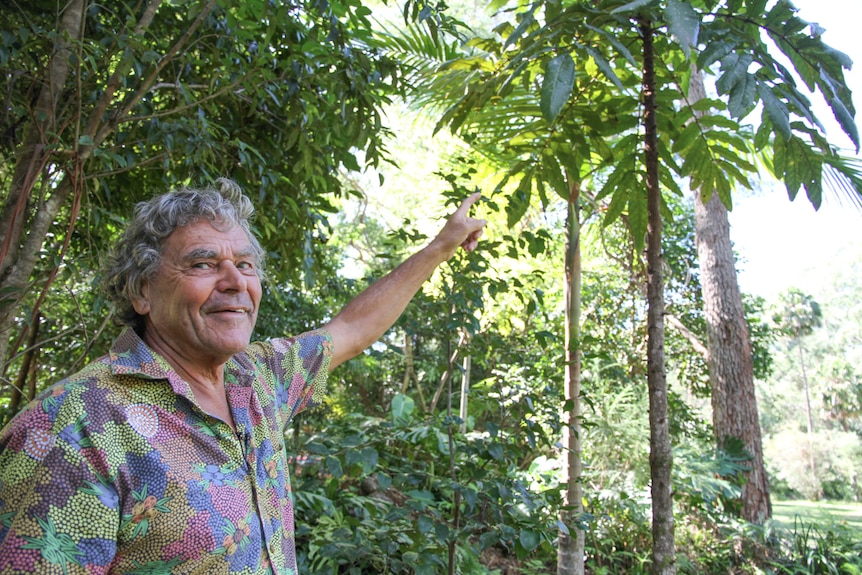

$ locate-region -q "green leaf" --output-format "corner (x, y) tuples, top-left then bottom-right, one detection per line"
(540, 53), (575, 123)
(391, 393), (415, 423)
(611, 0), (657, 14)
(556, 519), (570, 536)
(436, 431), (450, 455)
(504, 4), (537, 49)
(305, 441), (331, 455)
(417, 515), (434, 534)
(345, 448), (362, 469)
(727, 73), (757, 119)
(584, 46), (623, 91)
(715, 53), (753, 96)
(542, 154), (570, 201)
(670, 122), (699, 155)
(757, 82), (791, 141)
(602, 182), (630, 225)
(325, 455), (344, 478)
(665, 0), (700, 59)
(435, 522), (450, 542)
(780, 136), (824, 208)
(826, 93), (860, 152)
(506, 169), (533, 228)
(697, 40), (735, 71)
(360, 447), (379, 474)
(519, 528), (541, 551)
(821, 44), (854, 72)
(585, 23), (637, 67)
(628, 186), (648, 254)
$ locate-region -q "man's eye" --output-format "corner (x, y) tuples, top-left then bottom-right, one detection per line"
(192, 262), (212, 269)
(237, 261), (254, 270)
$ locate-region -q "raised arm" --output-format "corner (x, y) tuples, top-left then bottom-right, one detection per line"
(324, 193), (486, 370)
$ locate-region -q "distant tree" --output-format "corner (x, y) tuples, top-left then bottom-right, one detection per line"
(773, 289), (822, 437)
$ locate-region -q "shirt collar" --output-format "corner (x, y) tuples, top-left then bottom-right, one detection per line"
(104, 328), (253, 399)
(109, 328), (193, 401)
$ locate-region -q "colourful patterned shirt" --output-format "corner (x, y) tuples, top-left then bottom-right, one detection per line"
(0, 327), (331, 574)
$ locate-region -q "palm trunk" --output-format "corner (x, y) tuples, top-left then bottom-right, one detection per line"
(557, 182), (584, 575)
(641, 18), (676, 575)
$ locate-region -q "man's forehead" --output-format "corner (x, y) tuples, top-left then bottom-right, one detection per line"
(165, 221), (254, 257)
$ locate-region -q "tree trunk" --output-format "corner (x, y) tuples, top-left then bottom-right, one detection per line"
(641, 19), (676, 575)
(796, 340), (814, 436)
(0, 0), (86, 375)
(689, 72), (772, 525)
(795, 338), (818, 488)
(557, 183), (584, 575)
(459, 352), (471, 433)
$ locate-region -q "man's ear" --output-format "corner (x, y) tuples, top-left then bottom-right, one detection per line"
(131, 281), (151, 315)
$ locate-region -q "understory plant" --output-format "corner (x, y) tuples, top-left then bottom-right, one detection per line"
(292, 395), (561, 575)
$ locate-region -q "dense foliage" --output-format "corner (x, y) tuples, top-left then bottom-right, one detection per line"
(1, 0), (860, 573)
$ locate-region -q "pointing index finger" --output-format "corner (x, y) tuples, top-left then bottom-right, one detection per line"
(456, 191), (482, 215)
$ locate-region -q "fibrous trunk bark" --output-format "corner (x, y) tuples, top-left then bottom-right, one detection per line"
(689, 71), (772, 525)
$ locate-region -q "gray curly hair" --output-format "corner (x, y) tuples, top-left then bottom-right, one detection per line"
(101, 178), (266, 333)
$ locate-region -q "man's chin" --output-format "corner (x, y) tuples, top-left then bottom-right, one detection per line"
(205, 333), (253, 357)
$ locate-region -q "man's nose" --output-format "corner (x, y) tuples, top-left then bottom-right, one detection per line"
(217, 261), (247, 292)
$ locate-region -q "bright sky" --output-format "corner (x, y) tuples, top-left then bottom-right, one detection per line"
(728, 0), (862, 300)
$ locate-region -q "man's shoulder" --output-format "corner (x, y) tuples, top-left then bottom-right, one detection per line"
(228, 330), (333, 390)
(29, 358), (114, 404)
(240, 329), (333, 362)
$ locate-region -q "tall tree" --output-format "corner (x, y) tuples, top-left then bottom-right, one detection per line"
(640, 17), (676, 575)
(688, 71), (771, 522)
(558, 182), (585, 575)
(669, 0), (860, 523)
(773, 289), (822, 436)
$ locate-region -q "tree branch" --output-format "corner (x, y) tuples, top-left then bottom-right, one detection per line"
(665, 312), (709, 361)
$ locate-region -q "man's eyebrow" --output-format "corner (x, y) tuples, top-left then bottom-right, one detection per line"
(183, 247), (257, 260)
(183, 248), (218, 260)
(234, 247), (257, 258)
(183, 248), (218, 261)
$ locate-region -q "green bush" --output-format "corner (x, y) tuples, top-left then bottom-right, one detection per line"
(292, 397), (561, 574)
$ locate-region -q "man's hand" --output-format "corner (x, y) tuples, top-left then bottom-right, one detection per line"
(430, 192), (487, 258)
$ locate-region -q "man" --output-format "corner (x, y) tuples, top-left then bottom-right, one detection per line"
(0, 178), (485, 574)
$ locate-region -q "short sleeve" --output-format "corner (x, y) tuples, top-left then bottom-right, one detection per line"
(242, 329), (332, 424)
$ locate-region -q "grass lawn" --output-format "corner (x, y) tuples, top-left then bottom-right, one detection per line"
(772, 500), (862, 532)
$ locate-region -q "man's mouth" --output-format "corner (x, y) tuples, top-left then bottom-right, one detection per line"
(207, 306), (253, 315)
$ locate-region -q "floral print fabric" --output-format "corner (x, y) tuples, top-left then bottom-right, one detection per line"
(0, 327), (331, 574)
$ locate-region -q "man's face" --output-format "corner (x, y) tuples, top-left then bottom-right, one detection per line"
(133, 219), (262, 368)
